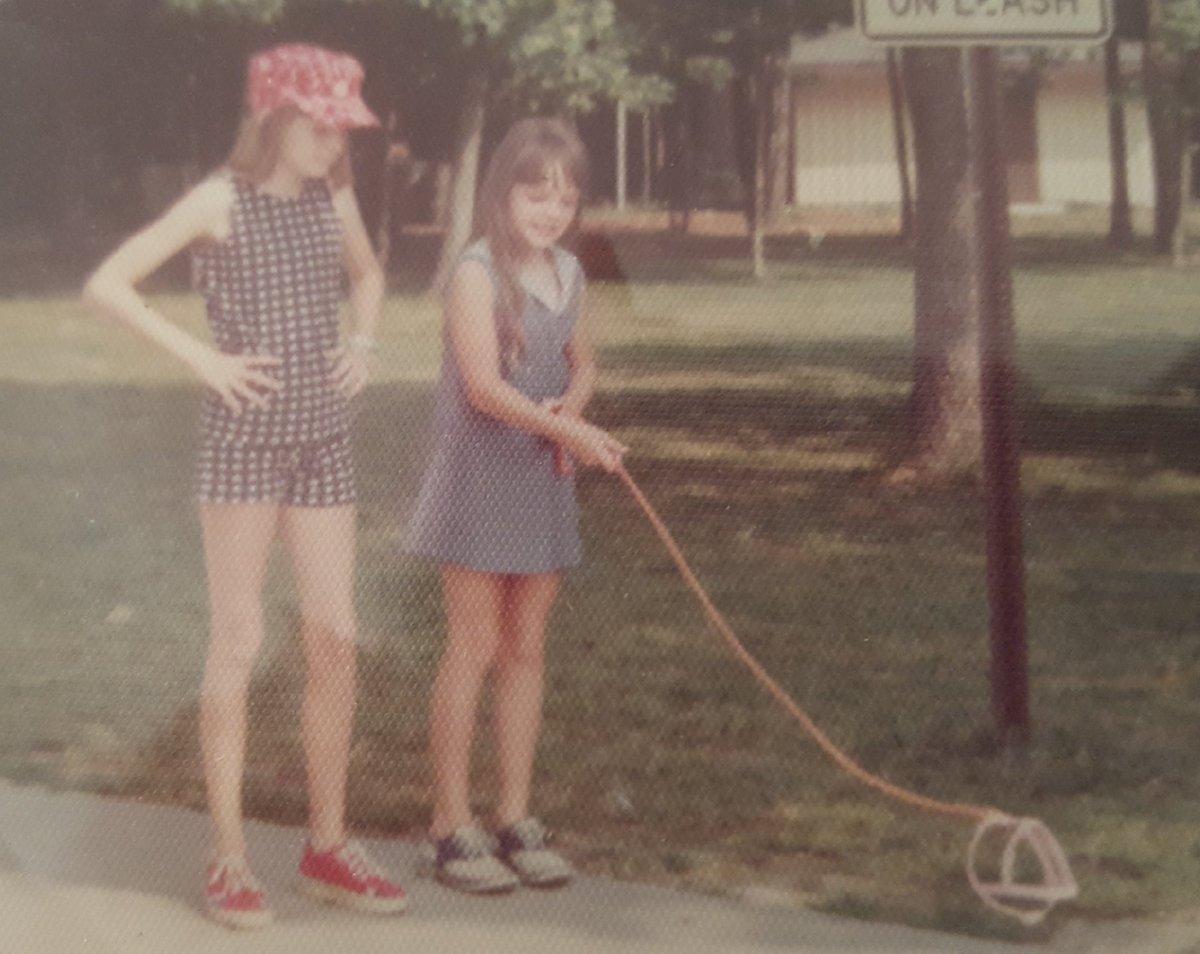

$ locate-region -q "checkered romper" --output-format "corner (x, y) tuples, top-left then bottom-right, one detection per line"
(192, 178), (355, 506)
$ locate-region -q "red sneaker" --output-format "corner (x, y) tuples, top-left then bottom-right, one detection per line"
(299, 840), (408, 914)
(205, 856), (273, 930)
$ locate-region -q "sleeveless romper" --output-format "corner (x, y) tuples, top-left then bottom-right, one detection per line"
(192, 178), (355, 507)
(406, 240), (584, 574)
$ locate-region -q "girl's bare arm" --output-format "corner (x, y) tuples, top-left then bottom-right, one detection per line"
(447, 261), (623, 470)
(83, 178), (281, 413)
(329, 185), (384, 397)
(84, 179), (231, 366)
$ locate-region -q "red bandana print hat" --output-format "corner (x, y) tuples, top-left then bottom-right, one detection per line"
(246, 44), (379, 130)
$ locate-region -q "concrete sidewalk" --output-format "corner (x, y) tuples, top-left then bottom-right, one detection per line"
(0, 780), (1195, 954)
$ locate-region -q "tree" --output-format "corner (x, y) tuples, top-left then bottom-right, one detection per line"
(2, 0), (190, 253)
(1105, 0), (1148, 248)
(887, 49), (915, 244)
(891, 47), (986, 482)
(398, 0), (668, 286)
(715, 2), (851, 276)
(1106, 34), (1135, 247)
(167, 0), (668, 285)
(614, 0), (851, 276)
(1143, 0), (1200, 255)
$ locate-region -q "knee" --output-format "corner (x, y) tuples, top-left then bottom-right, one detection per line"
(205, 612), (265, 682)
(303, 617), (358, 677)
(496, 630), (545, 671)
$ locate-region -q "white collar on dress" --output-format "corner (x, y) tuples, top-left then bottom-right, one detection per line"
(520, 246), (575, 313)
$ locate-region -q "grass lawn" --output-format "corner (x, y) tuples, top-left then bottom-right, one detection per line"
(1, 218), (1199, 939)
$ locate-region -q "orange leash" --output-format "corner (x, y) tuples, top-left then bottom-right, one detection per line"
(614, 462), (1078, 925)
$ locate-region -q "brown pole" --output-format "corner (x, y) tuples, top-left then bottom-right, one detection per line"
(963, 46), (1031, 747)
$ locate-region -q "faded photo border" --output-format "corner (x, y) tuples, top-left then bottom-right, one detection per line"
(2, 2), (1200, 951)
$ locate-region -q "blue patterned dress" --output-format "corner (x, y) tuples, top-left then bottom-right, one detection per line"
(406, 239), (584, 574)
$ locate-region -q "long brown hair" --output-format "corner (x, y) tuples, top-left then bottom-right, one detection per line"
(193, 107), (352, 286)
(224, 105), (353, 190)
(472, 117), (589, 369)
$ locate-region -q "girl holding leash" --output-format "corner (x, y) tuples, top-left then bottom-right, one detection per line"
(83, 44), (406, 928)
(407, 117), (626, 894)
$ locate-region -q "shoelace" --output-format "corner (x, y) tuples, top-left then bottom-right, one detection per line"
(335, 840), (385, 881)
(450, 826), (497, 859)
(210, 856), (262, 897)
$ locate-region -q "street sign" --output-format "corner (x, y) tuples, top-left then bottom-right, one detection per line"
(857, 0), (1112, 45)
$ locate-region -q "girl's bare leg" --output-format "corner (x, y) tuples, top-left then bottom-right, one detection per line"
(199, 503), (280, 859)
(492, 572), (560, 828)
(281, 504), (358, 851)
(429, 565), (505, 837)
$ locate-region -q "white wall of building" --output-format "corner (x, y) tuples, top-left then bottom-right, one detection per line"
(790, 62), (1154, 208)
(792, 70), (904, 206)
(1037, 68), (1154, 207)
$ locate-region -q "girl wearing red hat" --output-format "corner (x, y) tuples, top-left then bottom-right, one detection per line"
(83, 44), (405, 928)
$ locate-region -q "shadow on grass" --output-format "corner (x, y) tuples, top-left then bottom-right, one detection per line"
(2, 358), (1199, 933)
(0, 224), (1174, 298)
(0, 379), (438, 830)
(2, 364), (1195, 755)
(574, 231), (1168, 285)
(1152, 344), (1200, 399)
(595, 340), (1200, 474)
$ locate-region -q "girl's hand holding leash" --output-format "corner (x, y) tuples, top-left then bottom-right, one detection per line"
(329, 334), (375, 398)
(189, 345), (281, 415)
(555, 412), (625, 472)
(543, 399), (575, 476)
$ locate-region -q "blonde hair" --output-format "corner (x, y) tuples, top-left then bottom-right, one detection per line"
(224, 106), (353, 190)
(192, 106), (353, 283)
(472, 117), (588, 369)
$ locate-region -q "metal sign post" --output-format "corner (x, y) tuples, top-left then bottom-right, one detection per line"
(962, 45), (1030, 745)
(857, 0), (1112, 746)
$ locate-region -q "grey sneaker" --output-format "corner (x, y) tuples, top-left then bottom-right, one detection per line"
(426, 824), (519, 895)
(495, 817), (573, 888)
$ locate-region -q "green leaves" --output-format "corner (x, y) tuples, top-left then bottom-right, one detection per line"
(1159, 0), (1200, 50)
(166, 0), (289, 20)
(613, 0), (852, 89)
(167, 0), (669, 110)
(408, 0), (669, 110)
(504, 0), (670, 110)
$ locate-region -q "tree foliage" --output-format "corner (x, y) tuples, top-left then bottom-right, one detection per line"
(166, 0), (670, 112)
(168, 0), (289, 18)
(1156, 0), (1200, 50)
(615, 0), (850, 83)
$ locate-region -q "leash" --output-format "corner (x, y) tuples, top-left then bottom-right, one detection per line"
(613, 461), (1078, 926)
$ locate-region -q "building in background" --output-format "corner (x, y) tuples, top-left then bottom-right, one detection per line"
(788, 26), (1154, 210)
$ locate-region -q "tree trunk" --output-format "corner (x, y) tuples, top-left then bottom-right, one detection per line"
(432, 53), (488, 290)
(729, 57), (770, 278)
(1105, 36), (1134, 248)
(375, 112), (415, 271)
(641, 108), (653, 204)
(766, 52), (790, 220)
(664, 97), (693, 233)
(616, 100), (628, 210)
(654, 105), (667, 199)
(1144, 3), (1185, 254)
(1173, 142), (1194, 265)
(887, 48), (915, 244)
(750, 56), (770, 280)
(896, 46), (984, 482)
